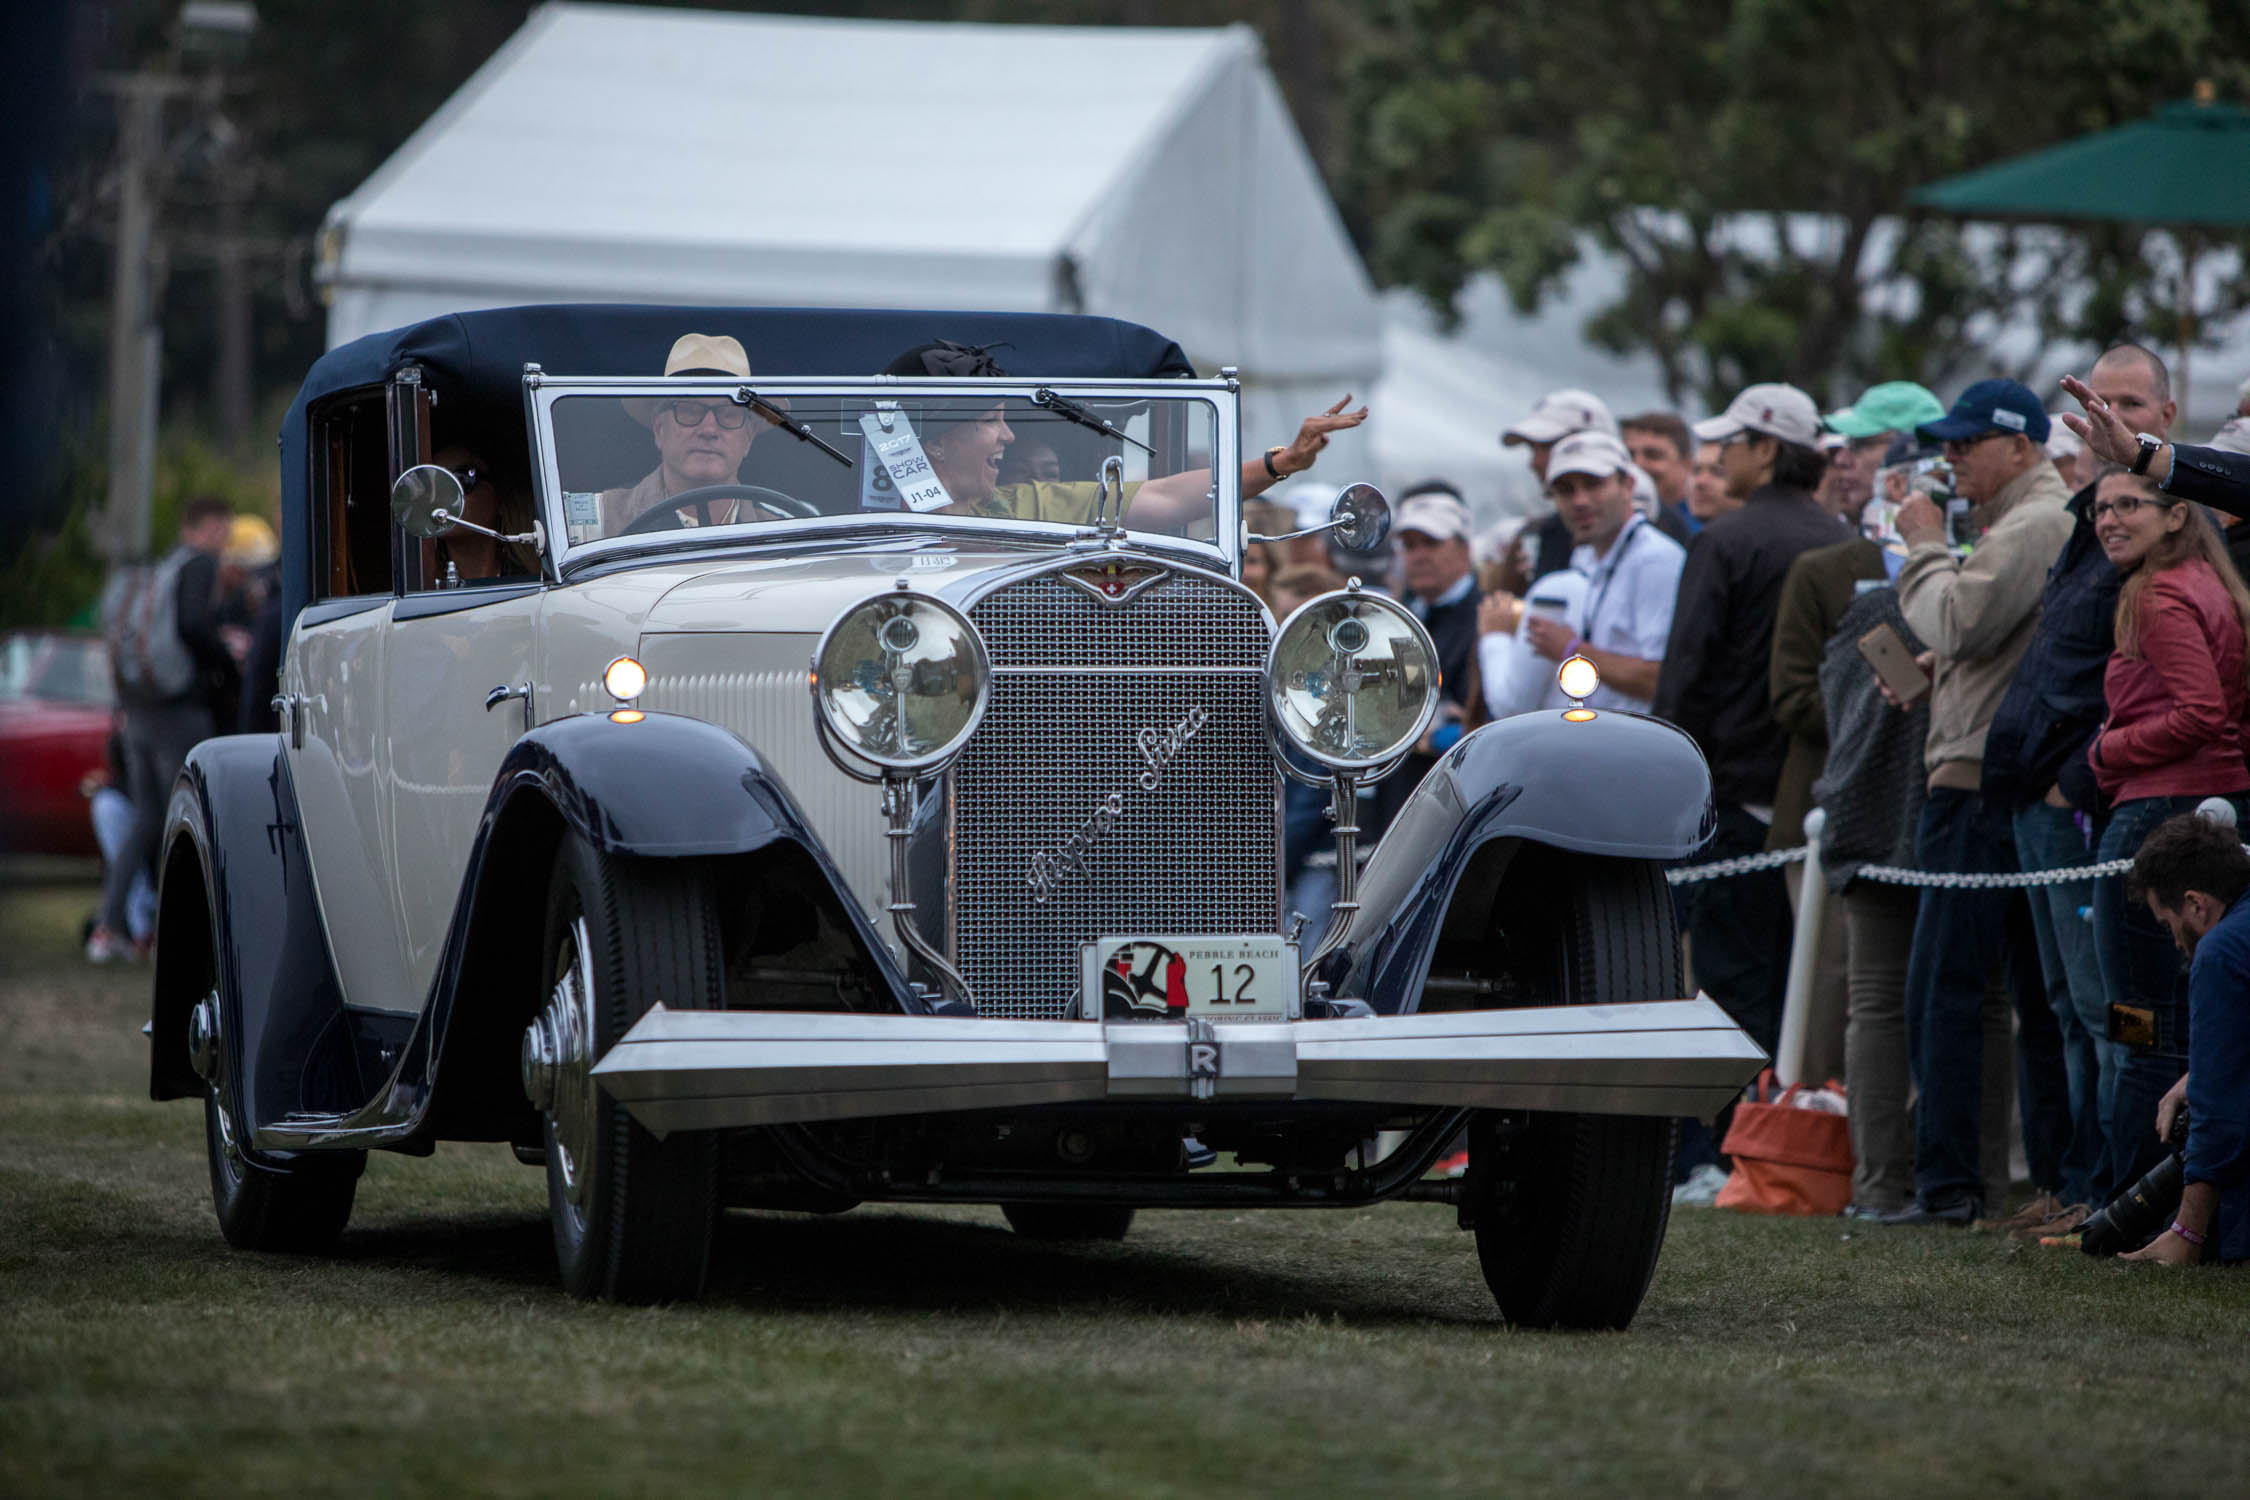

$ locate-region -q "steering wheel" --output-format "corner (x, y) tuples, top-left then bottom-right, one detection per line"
(617, 484), (819, 536)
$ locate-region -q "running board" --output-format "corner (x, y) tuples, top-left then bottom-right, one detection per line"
(590, 997), (1765, 1138)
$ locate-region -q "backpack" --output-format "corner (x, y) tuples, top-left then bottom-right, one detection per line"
(100, 546), (198, 702)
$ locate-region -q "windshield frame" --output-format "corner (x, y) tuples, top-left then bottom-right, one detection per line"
(524, 374), (1241, 578)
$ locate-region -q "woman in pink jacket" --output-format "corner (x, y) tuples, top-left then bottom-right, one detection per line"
(2085, 465), (2250, 1190)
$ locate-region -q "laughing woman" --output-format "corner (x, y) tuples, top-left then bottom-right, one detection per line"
(2080, 464), (2250, 1192)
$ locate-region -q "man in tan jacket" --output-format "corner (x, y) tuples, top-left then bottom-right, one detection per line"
(1880, 379), (2076, 1227)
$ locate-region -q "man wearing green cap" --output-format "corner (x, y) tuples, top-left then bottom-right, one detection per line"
(1824, 381), (1947, 530)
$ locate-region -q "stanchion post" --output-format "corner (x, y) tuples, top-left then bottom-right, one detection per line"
(1773, 808), (1828, 1089)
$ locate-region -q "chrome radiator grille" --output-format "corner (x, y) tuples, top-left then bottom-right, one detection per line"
(953, 570), (1279, 1019)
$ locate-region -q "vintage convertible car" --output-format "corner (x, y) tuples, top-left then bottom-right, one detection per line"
(149, 304), (1760, 1327)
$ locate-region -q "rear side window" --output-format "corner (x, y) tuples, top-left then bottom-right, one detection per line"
(309, 390), (393, 600)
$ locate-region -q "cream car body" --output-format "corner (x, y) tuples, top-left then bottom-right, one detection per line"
(151, 305), (1758, 1325)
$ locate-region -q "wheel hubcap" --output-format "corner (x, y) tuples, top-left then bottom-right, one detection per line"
(537, 917), (598, 1211)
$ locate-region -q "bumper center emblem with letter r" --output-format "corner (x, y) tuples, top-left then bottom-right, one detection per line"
(1027, 705), (1209, 904)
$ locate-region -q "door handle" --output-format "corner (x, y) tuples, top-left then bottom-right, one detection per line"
(485, 682), (533, 733)
(271, 691), (320, 750)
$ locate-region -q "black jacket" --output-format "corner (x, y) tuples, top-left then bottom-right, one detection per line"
(1650, 484), (1846, 807)
(2167, 442), (2250, 517)
(1980, 483), (2120, 806)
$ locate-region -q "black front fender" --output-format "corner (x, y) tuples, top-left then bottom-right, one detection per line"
(1322, 709), (1714, 1010)
(501, 708), (816, 856)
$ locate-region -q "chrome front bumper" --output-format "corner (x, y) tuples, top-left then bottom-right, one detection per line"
(590, 997), (1765, 1137)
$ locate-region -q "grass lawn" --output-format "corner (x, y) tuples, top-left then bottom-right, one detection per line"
(4, 871), (2246, 1498)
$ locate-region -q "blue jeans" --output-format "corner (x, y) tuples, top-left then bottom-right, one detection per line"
(2012, 800), (2113, 1205)
(1904, 788), (2019, 1211)
(2093, 796), (2236, 1188)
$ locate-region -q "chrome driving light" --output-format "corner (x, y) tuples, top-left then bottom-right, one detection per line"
(811, 587), (991, 772)
(1267, 584), (1440, 772)
(602, 655), (648, 702)
(1557, 653), (1600, 704)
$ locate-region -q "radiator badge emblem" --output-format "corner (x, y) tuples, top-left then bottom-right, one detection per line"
(1027, 705), (1208, 904)
(1059, 560), (1168, 606)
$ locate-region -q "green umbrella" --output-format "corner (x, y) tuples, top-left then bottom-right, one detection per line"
(1912, 85), (2250, 410)
(1914, 93), (2250, 227)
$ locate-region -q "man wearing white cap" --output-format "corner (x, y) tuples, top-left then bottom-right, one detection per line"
(1479, 431), (1683, 719)
(1652, 381), (1844, 1188)
(1505, 388), (1624, 583)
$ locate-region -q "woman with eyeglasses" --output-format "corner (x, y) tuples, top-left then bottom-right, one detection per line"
(2077, 462), (2250, 1190)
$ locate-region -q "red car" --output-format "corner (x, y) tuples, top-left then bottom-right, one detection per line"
(0, 631), (114, 857)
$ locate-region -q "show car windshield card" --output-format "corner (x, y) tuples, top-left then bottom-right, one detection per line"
(858, 406), (951, 513)
(1081, 935), (1298, 1022)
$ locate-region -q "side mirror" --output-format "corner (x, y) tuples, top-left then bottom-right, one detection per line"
(391, 464), (466, 540)
(1329, 483), (1390, 553)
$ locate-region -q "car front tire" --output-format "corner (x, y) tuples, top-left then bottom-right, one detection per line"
(1470, 855), (1680, 1330)
(535, 833), (722, 1303)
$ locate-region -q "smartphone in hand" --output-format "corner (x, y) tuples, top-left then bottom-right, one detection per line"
(1857, 622), (1929, 706)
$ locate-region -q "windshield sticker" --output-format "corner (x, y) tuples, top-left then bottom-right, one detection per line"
(858, 406), (951, 513)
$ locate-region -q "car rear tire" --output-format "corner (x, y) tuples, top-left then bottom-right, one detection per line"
(200, 987), (363, 1253)
(1001, 1203), (1137, 1241)
(537, 834), (722, 1303)
(1470, 854), (1680, 1330)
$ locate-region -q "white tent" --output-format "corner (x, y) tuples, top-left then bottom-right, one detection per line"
(319, 2), (1381, 474)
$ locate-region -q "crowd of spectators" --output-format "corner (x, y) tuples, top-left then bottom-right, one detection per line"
(1242, 355), (2250, 1258)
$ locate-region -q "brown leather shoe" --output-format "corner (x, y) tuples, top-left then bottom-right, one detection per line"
(2011, 1202), (2091, 1241)
(1977, 1191), (2064, 1234)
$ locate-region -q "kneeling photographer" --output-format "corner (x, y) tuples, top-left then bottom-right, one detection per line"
(2114, 813), (2250, 1265)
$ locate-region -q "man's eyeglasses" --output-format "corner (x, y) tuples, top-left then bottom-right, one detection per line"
(659, 400), (749, 430)
(1941, 431), (2011, 457)
(447, 463), (485, 491)
(2091, 493), (2176, 520)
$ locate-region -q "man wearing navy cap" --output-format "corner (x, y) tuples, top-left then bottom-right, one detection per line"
(1880, 378), (2076, 1227)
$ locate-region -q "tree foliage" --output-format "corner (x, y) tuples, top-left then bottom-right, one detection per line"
(1336, 0), (2250, 406)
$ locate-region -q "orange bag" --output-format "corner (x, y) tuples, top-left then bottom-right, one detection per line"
(1714, 1070), (1854, 1217)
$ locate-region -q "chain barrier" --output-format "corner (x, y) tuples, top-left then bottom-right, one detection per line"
(1663, 847), (1806, 884)
(1668, 846), (2175, 889)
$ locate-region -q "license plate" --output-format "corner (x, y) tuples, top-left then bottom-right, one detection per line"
(1080, 935), (1298, 1022)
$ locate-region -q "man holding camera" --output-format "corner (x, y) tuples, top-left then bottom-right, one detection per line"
(1880, 379), (2076, 1227)
(2118, 814), (2250, 1265)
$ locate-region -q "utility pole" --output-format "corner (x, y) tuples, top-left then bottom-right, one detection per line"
(98, 74), (188, 566)
(96, 3), (259, 564)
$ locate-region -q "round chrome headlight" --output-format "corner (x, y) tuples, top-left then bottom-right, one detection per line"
(1267, 588), (1440, 771)
(812, 590), (991, 771)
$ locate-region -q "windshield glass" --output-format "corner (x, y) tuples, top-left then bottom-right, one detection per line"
(546, 388), (1221, 550)
(0, 633), (112, 706)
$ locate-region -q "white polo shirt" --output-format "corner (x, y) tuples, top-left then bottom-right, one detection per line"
(1479, 513), (1685, 717)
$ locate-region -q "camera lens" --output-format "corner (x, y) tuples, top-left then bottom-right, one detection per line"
(2079, 1151), (2186, 1257)
(1328, 617), (1370, 656)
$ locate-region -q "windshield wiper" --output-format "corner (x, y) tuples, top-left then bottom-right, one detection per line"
(733, 387), (852, 467)
(1031, 388), (1155, 456)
